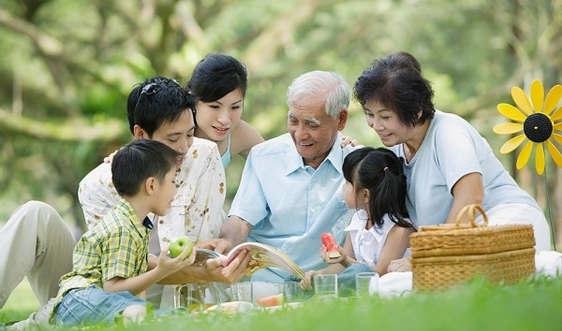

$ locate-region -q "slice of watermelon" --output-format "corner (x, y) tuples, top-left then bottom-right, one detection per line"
(255, 293), (284, 307)
(321, 233), (341, 258)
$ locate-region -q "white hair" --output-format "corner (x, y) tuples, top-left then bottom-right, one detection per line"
(286, 71), (350, 118)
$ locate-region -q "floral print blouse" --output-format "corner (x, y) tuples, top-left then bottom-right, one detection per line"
(78, 137), (226, 247)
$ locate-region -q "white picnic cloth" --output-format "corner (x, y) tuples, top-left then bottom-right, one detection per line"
(535, 250), (562, 276)
(371, 272), (412, 298)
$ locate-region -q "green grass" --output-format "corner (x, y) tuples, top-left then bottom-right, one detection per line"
(1, 280), (40, 324)
(2, 276), (562, 331)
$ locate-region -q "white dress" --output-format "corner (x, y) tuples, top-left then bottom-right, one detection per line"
(344, 209), (410, 267)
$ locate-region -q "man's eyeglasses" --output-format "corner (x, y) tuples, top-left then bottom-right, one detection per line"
(140, 78), (181, 96)
(133, 78), (181, 115)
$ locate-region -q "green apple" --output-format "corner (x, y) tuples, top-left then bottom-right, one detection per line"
(169, 236), (193, 259)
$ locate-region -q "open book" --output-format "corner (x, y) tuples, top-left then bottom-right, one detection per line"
(195, 242), (306, 280)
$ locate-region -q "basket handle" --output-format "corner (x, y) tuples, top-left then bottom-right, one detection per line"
(454, 204), (488, 227)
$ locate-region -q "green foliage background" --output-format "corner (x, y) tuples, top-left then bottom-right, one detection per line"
(0, 0), (561, 240)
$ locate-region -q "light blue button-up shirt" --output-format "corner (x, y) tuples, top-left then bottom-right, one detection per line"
(228, 133), (356, 282)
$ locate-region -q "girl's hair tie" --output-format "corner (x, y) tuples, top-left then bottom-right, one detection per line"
(383, 166), (389, 172)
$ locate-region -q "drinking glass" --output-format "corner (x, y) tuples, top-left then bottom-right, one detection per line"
(313, 274), (338, 299)
(355, 272), (379, 297)
(173, 284), (206, 311)
(283, 280), (308, 303)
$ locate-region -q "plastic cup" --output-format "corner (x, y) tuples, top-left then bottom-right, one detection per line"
(229, 282), (282, 304)
(173, 284), (207, 311)
(283, 280), (308, 303)
(229, 282), (253, 303)
(355, 272), (379, 297)
(314, 274), (338, 299)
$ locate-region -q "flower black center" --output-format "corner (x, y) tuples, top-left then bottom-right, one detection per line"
(523, 113), (553, 143)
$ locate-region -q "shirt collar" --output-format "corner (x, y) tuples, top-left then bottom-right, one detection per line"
(369, 214), (393, 242)
(114, 197), (151, 232)
(347, 211), (392, 242)
(345, 209), (369, 231)
(285, 134), (345, 176)
(142, 217), (154, 229)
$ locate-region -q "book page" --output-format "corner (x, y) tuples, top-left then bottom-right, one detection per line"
(193, 248), (223, 267)
(225, 242), (306, 280)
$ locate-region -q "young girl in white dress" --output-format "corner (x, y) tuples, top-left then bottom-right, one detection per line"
(302, 147), (415, 289)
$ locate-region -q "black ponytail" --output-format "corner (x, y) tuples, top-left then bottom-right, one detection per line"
(343, 147), (411, 228)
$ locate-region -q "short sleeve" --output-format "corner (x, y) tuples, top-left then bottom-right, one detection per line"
(78, 163), (120, 230)
(101, 228), (145, 281)
(433, 120), (482, 192)
(227, 148), (268, 226)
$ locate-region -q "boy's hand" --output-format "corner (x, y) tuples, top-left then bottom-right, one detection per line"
(157, 244), (197, 276)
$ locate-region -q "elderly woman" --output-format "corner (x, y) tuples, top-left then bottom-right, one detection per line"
(353, 52), (551, 271)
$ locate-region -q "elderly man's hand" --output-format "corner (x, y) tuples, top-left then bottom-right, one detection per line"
(205, 249), (251, 284)
(197, 238), (232, 255)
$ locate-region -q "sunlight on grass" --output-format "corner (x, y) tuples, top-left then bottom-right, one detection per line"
(3, 279), (40, 311)
(2, 277), (561, 330)
(1, 279), (40, 323)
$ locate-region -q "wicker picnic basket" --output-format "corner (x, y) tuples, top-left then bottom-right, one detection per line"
(410, 204), (536, 291)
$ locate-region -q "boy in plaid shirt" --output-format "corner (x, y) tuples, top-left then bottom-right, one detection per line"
(52, 139), (196, 326)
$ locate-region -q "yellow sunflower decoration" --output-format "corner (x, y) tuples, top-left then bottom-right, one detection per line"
(493, 79), (562, 175)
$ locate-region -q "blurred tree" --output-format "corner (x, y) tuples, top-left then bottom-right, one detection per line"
(0, 0), (560, 244)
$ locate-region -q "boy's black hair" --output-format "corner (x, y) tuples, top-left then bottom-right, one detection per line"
(112, 139), (182, 197)
(342, 147), (411, 228)
(126, 76), (197, 136)
(186, 53), (248, 102)
(354, 52), (435, 127)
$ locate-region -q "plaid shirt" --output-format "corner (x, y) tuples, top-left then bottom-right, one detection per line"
(52, 198), (150, 319)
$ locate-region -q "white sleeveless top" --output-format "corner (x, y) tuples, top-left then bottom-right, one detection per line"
(344, 209), (410, 266)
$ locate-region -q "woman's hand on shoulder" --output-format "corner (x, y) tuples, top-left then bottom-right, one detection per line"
(103, 149), (120, 164)
(340, 134), (359, 148)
